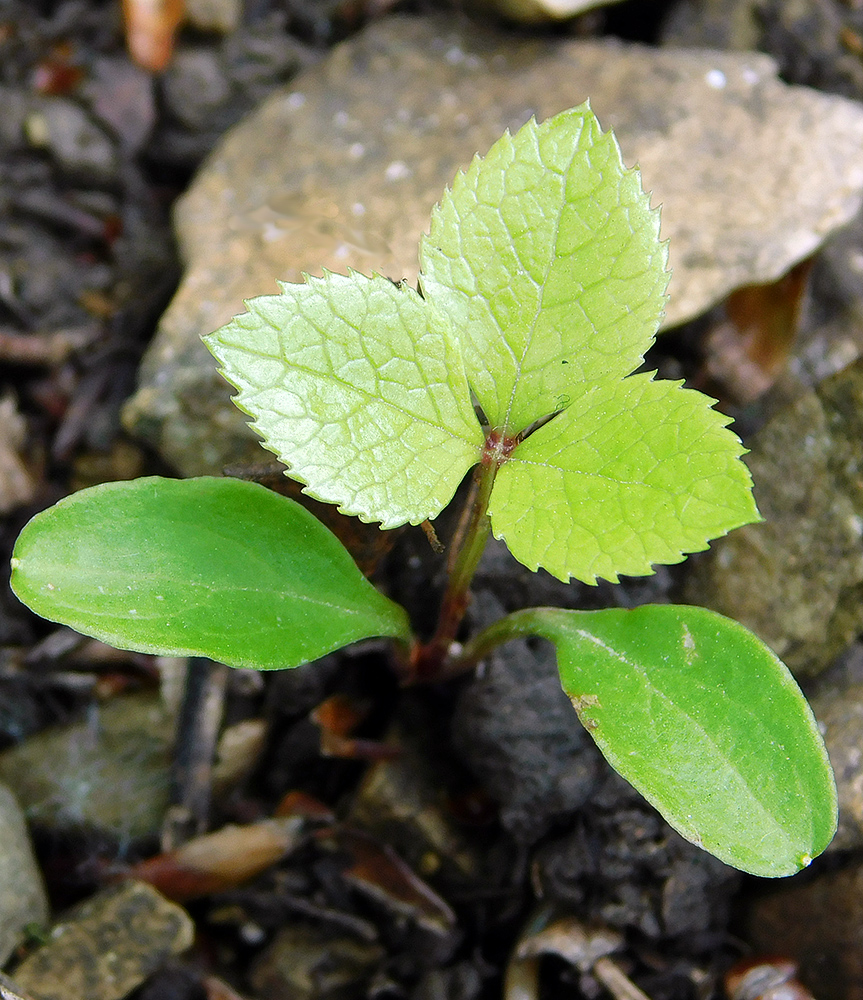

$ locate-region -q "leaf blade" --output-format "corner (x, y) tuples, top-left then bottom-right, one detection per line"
(488, 374), (760, 583)
(530, 605), (837, 876)
(204, 272), (483, 528)
(420, 104), (668, 433)
(10, 477), (412, 670)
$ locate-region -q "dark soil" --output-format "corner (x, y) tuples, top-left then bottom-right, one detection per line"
(0, 3), (854, 1000)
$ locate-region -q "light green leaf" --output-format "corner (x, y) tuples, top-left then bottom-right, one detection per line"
(10, 477), (411, 670)
(488, 373), (760, 584)
(527, 604), (837, 877)
(420, 103), (668, 434)
(204, 272), (483, 528)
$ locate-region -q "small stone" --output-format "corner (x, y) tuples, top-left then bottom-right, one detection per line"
(0, 693), (175, 841)
(10, 881), (194, 1000)
(470, 0), (624, 24)
(0, 395), (37, 516)
(25, 98), (118, 182)
(249, 922), (384, 1000)
(162, 48), (233, 131)
(123, 15), (863, 479)
(184, 0), (243, 33)
(82, 57), (156, 154)
(685, 358), (863, 676)
(347, 722), (479, 885)
(452, 594), (602, 842)
(0, 784), (49, 965)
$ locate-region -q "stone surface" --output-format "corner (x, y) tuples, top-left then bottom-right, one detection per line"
(10, 881), (193, 1000)
(685, 358), (863, 676)
(185, 0), (243, 33)
(347, 719), (480, 886)
(452, 593), (603, 842)
(808, 644), (863, 851)
(0, 395), (37, 516)
(0, 784), (49, 966)
(472, 0), (624, 24)
(123, 15), (863, 477)
(249, 922), (384, 1000)
(813, 682), (863, 851)
(0, 693), (175, 842)
(745, 859), (863, 1000)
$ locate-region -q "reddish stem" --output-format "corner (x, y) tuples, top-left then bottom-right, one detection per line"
(402, 429), (518, 684)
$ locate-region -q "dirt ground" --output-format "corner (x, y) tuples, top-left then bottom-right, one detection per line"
(0, 2), (859, 999)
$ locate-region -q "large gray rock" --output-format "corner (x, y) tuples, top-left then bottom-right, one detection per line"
(0, 784), (49, 966)
(685, 358), (863, 677)
(123, 15), (863, 477)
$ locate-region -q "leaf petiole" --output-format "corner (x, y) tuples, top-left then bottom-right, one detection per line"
(405, 430), (518, 683)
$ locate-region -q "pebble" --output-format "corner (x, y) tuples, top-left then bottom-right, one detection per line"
(0, 784), (49, 966)
(249, 922), (384, 1000)
(184, 0), (243, 33)
(122, 15), (863, 478)
(0, 693), (175, 842)
(470, 0), (624, 24)
(24, 97), (118, 183)
(9, 881), (194, 1000)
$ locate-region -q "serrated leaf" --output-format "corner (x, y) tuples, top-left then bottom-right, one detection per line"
(420, 103), (668, 434)
(204, 272), (483, 528)
(10, 477), (411, 670)
(527, 604), (837, 876)
(488, 373), (759, 584)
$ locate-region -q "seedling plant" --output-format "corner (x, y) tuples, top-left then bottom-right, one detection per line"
(10, 105), (836, 878)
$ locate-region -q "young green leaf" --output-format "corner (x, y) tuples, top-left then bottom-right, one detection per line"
(488, 374), (760, 583)
(522, 604), (837, 877)
(204, 272), (483, 528)
(420, 103), (668, 434)
(206, 104), (757, 586)
(10, 476), (411, 670)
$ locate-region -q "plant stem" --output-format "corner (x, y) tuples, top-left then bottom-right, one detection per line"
(405, 431), (515, 683)
(454, 606), (554, 672)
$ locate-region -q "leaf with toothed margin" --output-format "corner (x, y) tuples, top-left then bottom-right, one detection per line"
(204, 272), (483, 528)
(488, 374), (761, 584)
(525, 604), (837, 877)
(420, 102), (669, 435)
(204, 104), (758, 587)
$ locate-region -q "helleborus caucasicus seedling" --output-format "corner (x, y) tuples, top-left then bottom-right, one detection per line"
(10, 104), (836, 878)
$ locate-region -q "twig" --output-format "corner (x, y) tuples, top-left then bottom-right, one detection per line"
(165, 657), (229, 848)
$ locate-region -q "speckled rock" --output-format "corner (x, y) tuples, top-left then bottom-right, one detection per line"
(685, 358), (863, 676)
(10, 881), (193, 1000)
(0, 693), (175, 842)
(0, 784), (49, 965)
(122, 15), (863, 477)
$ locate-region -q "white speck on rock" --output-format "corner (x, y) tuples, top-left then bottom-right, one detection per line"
(349, 142), (365, 159)
(286, 92), (305, 109)
(385, 160), (411, 181)
(705, 69), (726, 89)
